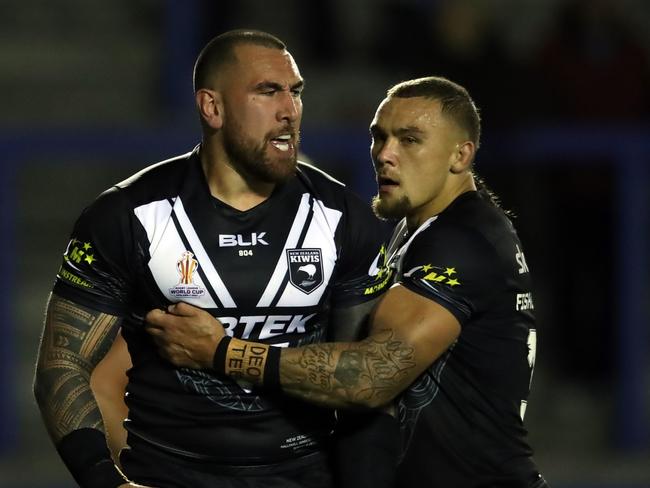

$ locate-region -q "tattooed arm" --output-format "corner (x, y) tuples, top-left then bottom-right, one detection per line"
(277, 284), (460, 408)
(34, 293), (144, 488)
(278, 330), (413, 408)
(146, 284), (461, 409)
(34, 293), (121, 441)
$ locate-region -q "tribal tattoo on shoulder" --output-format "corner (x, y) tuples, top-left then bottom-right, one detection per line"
(281, 330), (416, 407)
(35, 295), (121, 441)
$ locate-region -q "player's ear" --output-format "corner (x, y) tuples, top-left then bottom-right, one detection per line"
(195, 89), (224, 130)
(450, 141), (475, 174)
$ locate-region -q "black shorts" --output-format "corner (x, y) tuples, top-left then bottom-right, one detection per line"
(120, 436), (334, 488)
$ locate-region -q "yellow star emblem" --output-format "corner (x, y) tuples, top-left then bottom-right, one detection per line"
(446, 278), (460, 286)
(421, 264), (433, 272)
(445, 267), (456, 276)
(83, 242), (92, 250)
(84, 254), (96, 265)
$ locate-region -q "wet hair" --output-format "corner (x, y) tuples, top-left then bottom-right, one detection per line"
(193, 29), (286, 91)
(387, 76), (481, 150)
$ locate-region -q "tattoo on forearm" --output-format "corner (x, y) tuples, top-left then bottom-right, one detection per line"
(292, 343), (337, 391)
(35, 296), (121, 441)
(334, 350), (364, 386)
(282, 330), (416, 407)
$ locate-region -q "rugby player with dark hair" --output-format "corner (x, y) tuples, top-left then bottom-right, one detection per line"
(34, 29), (393, 488)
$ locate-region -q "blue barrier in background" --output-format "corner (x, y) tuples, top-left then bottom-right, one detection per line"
(504, 126), (650, 450)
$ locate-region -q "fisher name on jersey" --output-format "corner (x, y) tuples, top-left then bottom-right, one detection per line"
(53, 146), (390, 464)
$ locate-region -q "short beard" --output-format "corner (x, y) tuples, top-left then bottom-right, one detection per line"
(371, 194), (411, 220)
(222, 121), (298, 184)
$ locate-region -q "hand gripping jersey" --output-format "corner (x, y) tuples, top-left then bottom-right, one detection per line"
(386, 192), (541, 487)
(53, 146), (390, 465)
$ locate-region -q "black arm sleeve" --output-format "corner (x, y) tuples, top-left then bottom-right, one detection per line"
(56, 428), (126, 488)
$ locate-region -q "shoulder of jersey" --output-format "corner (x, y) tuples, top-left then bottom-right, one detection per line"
(297, 160), (346, 189)
(433, 193), (516, 247)
(117, 150), (193, 190)
(438, 192), (493, 223)
(99, 150), (195, 206)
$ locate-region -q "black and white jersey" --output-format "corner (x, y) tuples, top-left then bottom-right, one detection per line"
(53, 146), (390, 465)
(387, 191), (540, 487)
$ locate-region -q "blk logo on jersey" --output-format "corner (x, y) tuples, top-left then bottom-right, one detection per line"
(169, 251), (206, 298)
(286, 248), (323, 294)
(218, 232), (269, 247)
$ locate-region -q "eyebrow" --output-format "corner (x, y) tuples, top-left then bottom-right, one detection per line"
(395, 126), (425, 136)
(369, 125), (424, 136)
(254, 80), (305, 92)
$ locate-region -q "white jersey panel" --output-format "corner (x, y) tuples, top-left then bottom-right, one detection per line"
(275, 199), (342, 306)
(134, 199), (221, 309)
(256, 193), (312, 307)
(173, 198), (236, 308)
(134, 198), (174, 256)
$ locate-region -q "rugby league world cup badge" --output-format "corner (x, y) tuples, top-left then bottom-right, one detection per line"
(169, 251), (206, 298)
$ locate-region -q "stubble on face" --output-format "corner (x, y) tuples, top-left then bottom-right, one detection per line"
(222, 116), (299, 184)
(371, 193), (412, 221)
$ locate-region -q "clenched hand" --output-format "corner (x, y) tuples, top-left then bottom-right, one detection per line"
(145, 302), (226, 369)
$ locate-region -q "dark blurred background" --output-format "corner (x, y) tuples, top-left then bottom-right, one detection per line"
(0, 0), (648, 486)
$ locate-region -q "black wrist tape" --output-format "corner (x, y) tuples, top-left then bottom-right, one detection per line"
(263, 345), (281, 389)
(212, 335), (232, 375)
(56, 428), (125, 488)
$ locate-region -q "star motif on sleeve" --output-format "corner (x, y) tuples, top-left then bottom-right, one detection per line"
(84, 254), (96, 265)
(421, 264), (433, 272)
(83, 242), (92, 251)
(445, 267), (456, 276)
(446, 278), (460, 286)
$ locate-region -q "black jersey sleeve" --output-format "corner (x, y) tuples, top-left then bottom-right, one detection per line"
(399, 224), (501, 325)
(52, 187), (137, 316)
(328, 190), (392, 307)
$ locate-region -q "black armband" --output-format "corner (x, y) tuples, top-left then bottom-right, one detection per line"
(56, 428), (126, 488)
(263, 344), (281, 389)
(212, 335), (232, 375)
